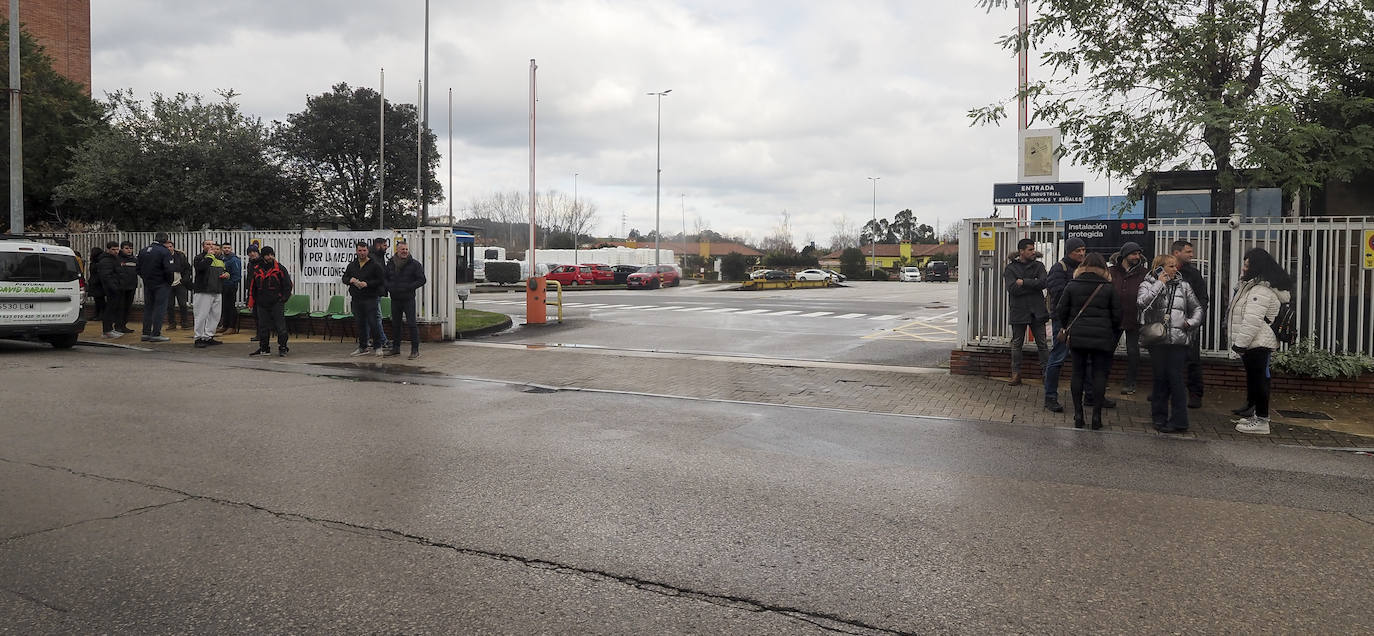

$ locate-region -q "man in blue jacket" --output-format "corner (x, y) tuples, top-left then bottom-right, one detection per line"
(384, 240), (428, 359)
(218, 242), (244, 334)
(135, 232), (176, 342)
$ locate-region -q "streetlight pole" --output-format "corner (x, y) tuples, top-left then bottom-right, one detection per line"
(647, 89), (671, 267)
(867, 176), (880, 272)
(573, 172), (579, 264)
(9, 0), (23, 235)
(680, 193), (686, 270)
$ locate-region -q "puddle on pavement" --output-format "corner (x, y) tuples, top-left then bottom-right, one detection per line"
(314, 361), (445, 376)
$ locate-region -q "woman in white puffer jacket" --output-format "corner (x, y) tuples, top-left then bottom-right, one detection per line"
(1137, 254), (1204, 433)
(1227, 248), (1293, 435)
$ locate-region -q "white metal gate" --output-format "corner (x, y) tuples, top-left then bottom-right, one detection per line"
(959, 216), (1374, 356)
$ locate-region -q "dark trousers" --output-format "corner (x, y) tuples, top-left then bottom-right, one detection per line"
(102, 292), (123, 333)
(167, 286), (189, 328)
(1070, 349), (1111, 421)
(1148, 345), (1190, 430)
(141, 285), (170, 336)
(221, 287), (239, 330)
(91, 294), (105, 321)
(1045, 319), (1095, 401)
(352, 296), (383, 349)
(118, 290), (135, 331)
(1009, 320), (1049, 375)
(1186, 336), (1205, 398)
(390, 296), (419, 353)
(255, 302), (288, 350)
(1240, 348), (1273, 418)
(1120, 329), (1141, 388)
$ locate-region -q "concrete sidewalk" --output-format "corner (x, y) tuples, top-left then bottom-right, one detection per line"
(82, 319), (1374, 448)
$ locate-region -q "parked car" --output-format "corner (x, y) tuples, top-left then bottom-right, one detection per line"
(795, 269), (832, 282)
(626, 264), (681, 289)
(751, 269), (790, 281)
(925, 260), (950, 282)
(612, 264), (641, 284)
(899, 266), (923, 282)
(823, 269), (846, 282)
(0, 236), (85, 348)
(580, 263), (615, 284)
(546, 264), (594, 286)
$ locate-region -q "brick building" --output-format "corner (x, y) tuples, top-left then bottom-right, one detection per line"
(2, 0), (90, 94)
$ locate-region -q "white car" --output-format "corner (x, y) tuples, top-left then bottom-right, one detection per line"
(0, 237), (86, 348)
(899, 266), (923, 282)
(795, 269), (832, 282)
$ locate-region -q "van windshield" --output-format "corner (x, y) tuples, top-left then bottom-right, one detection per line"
(0, 253), (81, 282)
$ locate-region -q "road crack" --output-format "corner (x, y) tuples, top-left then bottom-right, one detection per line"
(0, 456), (908, 635)
(0, 497), (192, 544)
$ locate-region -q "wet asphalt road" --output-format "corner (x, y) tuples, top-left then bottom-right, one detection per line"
(468, 281), (959, 368)
(2, 343), (1372, 633)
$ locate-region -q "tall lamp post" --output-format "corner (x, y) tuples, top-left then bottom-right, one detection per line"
(867, 176), (880, 272)
(647, 89), (671, 267)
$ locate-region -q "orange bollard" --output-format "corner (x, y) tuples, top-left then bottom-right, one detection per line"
(525, 276), (547, 325)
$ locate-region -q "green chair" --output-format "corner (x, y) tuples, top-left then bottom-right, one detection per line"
(380, 296), (392, 320)
(282, 294), (312, 336)
(310, 295), (347, 341)
(329, 298), (355, 342)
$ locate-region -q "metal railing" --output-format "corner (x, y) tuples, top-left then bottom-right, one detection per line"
(958, 216), (1374, 356)
(67, 228), (458, 339)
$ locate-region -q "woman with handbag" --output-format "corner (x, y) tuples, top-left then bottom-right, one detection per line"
(1054, 252), (1121, 430)
(1136, 254), (1204, 433)
(1227, 248), (1293, 435)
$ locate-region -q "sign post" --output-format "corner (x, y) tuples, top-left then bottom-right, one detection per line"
(1364, 230), (1374, 270)
(993, 182), (1085, 206)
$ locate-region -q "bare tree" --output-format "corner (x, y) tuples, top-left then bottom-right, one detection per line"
(759, 210), (796, 253)
(829, 214), (860, 251)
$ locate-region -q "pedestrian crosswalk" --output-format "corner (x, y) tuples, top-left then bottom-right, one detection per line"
(469, 297), (960, 323)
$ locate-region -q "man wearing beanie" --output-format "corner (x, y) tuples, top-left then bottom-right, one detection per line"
(1110, 242), (1148, 394)
(1043, 237), (1112, 412)
(248, 246), (293, 357)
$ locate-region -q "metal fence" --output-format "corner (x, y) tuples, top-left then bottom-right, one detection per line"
(958, 216), (1374, 356)
(68, 229), (458, 339)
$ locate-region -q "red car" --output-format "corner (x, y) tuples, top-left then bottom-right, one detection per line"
(546, 264), (594, 286)
(626, 265), (680, 289)
(580, 263), (615, 284)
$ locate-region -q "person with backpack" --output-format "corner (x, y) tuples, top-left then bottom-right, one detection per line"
(247, 246), (294, 357)
(1136, 254), (1204, 433)
(1054, 252), (1121, 430)
(1227, 247), (1293, 435)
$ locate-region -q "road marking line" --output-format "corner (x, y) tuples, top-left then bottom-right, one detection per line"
(703, 308), (740, 313)
(674, 307), (710, 312)
(765, 310), (802, 316)
(578, 304), (608, 308)
(929, 310), (957, 320)
(798, 311), (833, 318)
(870, 314), (901, 320)
(945, 318), (958, 324)
(619, 305), (656, 310)
(736, 309), (772, 315)
(641, 306), (683, 311)
(834, 313), (866, 319)
(561, 302), (588, 307)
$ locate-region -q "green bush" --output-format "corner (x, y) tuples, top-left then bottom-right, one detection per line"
(864, 268), (890, 281)
(1271, 337), (1374, 379)
(839, 248), (866, 279)
(720, 252), (750, 281)
(485, 261), (521, 285)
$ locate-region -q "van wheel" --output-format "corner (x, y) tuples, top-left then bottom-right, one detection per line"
(45, 333), (79, 349)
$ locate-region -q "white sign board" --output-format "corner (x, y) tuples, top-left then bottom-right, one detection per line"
(1018, 127), (1061, 183)
(300, 230), (385, 283)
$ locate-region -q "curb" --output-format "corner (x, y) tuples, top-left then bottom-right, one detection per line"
(455, 315), (513, 340)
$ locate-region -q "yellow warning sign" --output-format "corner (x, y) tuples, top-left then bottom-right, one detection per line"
(977, 227), (996, 252)
(1365, 230), (1374, 270)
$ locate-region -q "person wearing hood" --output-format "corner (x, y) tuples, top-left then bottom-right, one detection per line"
(1043, 237), (1114, 412)
(1227, 247), (1293, 435)
(1109, 241), (1149, 394)
(1002, 238), (1050, 386)
(1136, 254), (1204, 433)
(1054, 252), (1121, 430)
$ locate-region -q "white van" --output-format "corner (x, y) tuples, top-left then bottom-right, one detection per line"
(0, 237), (86, 348)
(899, 266), (923, 282)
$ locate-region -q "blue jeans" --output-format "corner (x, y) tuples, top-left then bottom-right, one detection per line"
(1044, 319), (1069, 400)
(353, 296), (384, 350)
(373, 299), (389, 349)
(1149, 345), (1190, 430)
(142, 285), (170, 336)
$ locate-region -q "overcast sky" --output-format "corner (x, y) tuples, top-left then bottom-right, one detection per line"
(91, 0), (1109, 246)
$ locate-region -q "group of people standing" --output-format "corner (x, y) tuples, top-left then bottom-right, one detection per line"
(85, 234), (427, 361)
(342, 236), (427, 360)
(1005, 236), (1292, 435)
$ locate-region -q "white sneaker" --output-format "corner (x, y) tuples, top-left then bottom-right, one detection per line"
(1235, 416), (1271, 435)
(350, 347), (370, 357)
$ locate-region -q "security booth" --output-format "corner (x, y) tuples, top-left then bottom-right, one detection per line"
(451, 226), (478, 283)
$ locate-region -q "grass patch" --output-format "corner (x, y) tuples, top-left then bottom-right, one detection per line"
(454, 308), (510, 332)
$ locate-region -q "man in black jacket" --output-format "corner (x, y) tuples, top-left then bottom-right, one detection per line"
(343, 241), (388, 356)
(1170, 240), (1209, 407)
(1003, 238), (1049, 386)
(248, 246), (293, 357)
(384, 241), (428, 359)
(93, 242), (123, 337)
(165, 240), (193, 330)
(190, 238), (228, 348)
(136, 232), (176, 342)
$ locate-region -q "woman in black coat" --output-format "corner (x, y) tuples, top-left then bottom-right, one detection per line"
(1054, 252), (1121, 429)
